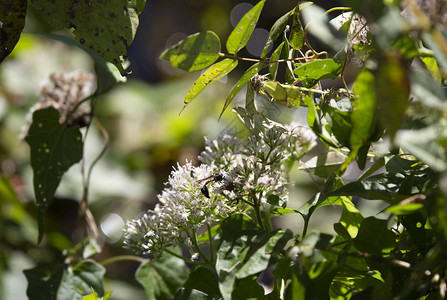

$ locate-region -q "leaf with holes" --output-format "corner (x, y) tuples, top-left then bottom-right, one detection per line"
(30, 0), (146, 75)
(184, 59), (238, 105)
(220, 62), (265, 118)
(0, 0), (27, 63)
(25, 108), (83, 242)
(161, 31), (221, 72)
(226, 0), (265, 54)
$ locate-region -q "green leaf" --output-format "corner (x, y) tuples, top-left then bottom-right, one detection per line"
(268, 42), (284, 80)
(261, 9), (292, 58)
(82, 291), (111, 300)
(25, 108), (83, 242)
(353, 217), (396, 256)
(232, 277), (265, 300)
(220, 62), (265, 118)
(410, 66), (447, 110)
(236, 229), (293, 278)
(24, 260), (106, 300)
(0, 0), (27, 63)
(375, 52), (410, 141)
(184, 59), (238, 106)
(385, 203), (424, 215)
(182, 266), (220, 297)
(351, 69), (376, 153)
(174, 289), (216, 300)
(394, 126), (447, 172)
(329, 181), (403, 203)
(294, 59), (343, 83)
(339, 197), (364, 238)
(136, 248), (189, 300)
(262, 80), (287, 100)
(160, 31), (221, 72)
(226, 0), (265, 54)
(289, 7), (304, 50)
(30, 0), (146, 75)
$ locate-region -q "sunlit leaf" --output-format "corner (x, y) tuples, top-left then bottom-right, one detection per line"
(0, 0), (27, 63)
(268, 42), (284, 80)
(136, 248), (189, 300)
(226, 0), (265, 54)
(289, 7), (304, 50)
(261, 9), (292, 58)
(160, 31), (221, 72)
(30, 0), (146, 75)
(184, 58), (238, 105)
(25, 108), (83, 242)
(24, 260), (106, 300)
(220, 62), (265, 118)
(385, 203), (424, 215)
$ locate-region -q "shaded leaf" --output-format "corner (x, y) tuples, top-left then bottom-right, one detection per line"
(220, 62), (265, 118)
(262, 80), (287, 100)
(25, 108), (83, 242)
(184, 59), (238, 106)
(232, 277), (265, 300)
(31, 0), (146, 75)
(0, 0), (27, 63)
(24, 260), (106, 300)
(374, 52), (410, 141)
(410, 66), (447, 110)
(261, 9), (292, 58)
(136, 248), (190, 300)
(294, 59), (343, 82)
(161, 31), (221, 72)
(353, 217), (396, 255)
(182, 266), (220, 297)
(226, 0), (265, 54)
(174, 288), (216, 300)
(394, 126), (447, 172)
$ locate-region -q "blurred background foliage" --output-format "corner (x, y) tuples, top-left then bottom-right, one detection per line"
(0, 1), (354, 299)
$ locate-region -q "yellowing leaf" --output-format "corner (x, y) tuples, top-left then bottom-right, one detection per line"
(184, 59), (238, 105)
(226, 1), (265, 54)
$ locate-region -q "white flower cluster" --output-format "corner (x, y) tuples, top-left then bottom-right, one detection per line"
(123, 163), (233, 256)
(123, 120), (317, 256)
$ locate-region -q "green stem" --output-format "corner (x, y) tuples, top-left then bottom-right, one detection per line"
(219, 53), (315, 64)
(100, 255), (147, 266)
(302, 216), (310, 238)
(187, 229), (214, 268)
(207, 223), (215, 262)
(252, 193), (266, 231)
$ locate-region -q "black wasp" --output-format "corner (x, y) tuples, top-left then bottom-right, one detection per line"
(199, 172), (234, 198)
